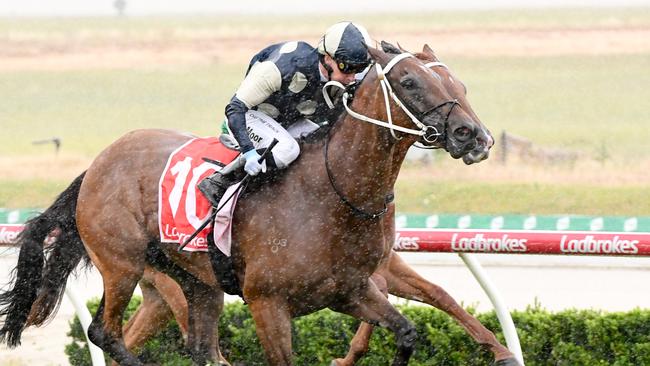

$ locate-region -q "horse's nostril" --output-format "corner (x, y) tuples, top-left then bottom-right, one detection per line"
(454, 126), (471, 139)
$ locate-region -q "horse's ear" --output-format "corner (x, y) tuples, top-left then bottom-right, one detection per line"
(422, 44), (439, 61)
(396, 42), (409, 53)
(367, 46), (389, 65)
(380, 40), (401, 54)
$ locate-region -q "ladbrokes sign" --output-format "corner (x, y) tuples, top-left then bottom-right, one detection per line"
(0, 225), (23, 244)
(451, 233), (528, 253)
(560, 235), (638, 254)
(393, 229), (648, 256)
(393, 232), (420, 251)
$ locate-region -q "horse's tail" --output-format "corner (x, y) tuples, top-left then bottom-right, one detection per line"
(0, 171), (90, 347)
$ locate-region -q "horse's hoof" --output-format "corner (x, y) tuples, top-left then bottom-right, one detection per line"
(493, 357), (522, 366)
(330, 359), (344, 366)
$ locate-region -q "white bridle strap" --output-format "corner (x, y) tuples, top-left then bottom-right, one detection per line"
(322, 53), (442, 140)
(424, 61), (447, 68)
(380, 52), (413, 75)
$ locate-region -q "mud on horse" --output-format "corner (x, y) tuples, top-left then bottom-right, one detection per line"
(0, 45), (487, 365)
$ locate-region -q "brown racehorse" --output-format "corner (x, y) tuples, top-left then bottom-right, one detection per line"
(120, 45), (519, 366)
(0, 45), (492, 365)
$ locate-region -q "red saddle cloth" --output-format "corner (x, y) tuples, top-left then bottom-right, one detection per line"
(158, 137), (239, 251)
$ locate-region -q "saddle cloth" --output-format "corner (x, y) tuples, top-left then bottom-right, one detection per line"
(159, 120), (320, 253)
(158, 137), (239, 252)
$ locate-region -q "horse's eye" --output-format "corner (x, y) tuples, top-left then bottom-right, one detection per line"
(400, 78), (416, 89)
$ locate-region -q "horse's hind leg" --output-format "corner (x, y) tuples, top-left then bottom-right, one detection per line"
(331, 274), (388, 366)
(88, 264), (144, 366)
(82, 233), (149, 365)
(382, 253), (519, 365)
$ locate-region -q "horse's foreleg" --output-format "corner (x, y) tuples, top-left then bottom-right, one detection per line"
(382, 253), (517, 363)
(331, 274), (388, 366)
(333, 280), (416, 366)
(248, 297), (293, 365)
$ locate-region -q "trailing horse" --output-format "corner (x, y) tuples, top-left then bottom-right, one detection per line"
(0, 45), (492, 365)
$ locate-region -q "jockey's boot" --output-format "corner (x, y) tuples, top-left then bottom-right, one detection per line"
(198, 172), (232, 207)
(198, 156), (245, 207)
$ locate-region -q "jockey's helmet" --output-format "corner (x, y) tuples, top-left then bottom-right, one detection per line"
(318, 21), (372, 74)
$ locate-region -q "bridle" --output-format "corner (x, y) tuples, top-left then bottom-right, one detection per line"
(323, 52), (459, 145)
(412, 60), (459, 149)
(323, 52), (458, 220)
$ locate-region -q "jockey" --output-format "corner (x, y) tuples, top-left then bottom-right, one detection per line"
(199, 21), (372, 207)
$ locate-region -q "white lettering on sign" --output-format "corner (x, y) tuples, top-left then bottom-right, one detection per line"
(560, 235), (639, 254)
(393, 233), (419, 251)
(0, 226), (21, 244)
(451, 233), (528, 253)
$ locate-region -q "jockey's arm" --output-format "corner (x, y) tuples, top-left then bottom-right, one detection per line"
(225, 60), (282, 153)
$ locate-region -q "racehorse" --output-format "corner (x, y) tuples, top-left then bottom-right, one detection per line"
(119, 44), (519, 366)
(0, 44), (492, 365)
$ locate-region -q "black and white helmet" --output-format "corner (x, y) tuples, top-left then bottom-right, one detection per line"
(318, 21), (372, 74)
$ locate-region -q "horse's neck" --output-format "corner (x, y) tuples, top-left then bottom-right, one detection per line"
(325, 87), (412, 210)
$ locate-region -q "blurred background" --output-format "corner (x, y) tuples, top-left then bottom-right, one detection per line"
(1, 1), (649, 214)
(1, 1), (650, 365)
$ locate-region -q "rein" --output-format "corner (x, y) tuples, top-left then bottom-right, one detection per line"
(323, 127), (390, 220)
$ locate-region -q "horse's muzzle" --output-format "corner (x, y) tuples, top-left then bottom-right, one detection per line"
(461, 132), (494, 165)
(462, 147), (490, 165)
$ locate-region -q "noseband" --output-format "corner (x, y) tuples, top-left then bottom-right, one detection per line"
(418, 99), (459, 144)
(323, 52), (459, 145)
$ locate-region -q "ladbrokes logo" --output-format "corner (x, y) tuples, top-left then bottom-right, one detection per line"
(393, 233), (419, 251)
(0, 226), (21, 244)
(561, 235), (638, 254)
(451, 233), (528, 253)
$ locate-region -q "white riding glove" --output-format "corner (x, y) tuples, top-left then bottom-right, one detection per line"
(243, 149), (266, 176)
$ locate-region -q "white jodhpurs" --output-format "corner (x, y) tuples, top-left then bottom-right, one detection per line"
(242, 110), (318, 169)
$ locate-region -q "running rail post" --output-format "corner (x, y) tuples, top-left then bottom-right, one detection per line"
(458, 253), (524, 366)
(64, 283), (106, 366)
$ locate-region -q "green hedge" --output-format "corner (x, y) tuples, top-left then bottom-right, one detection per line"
(66, 298), (650, 365)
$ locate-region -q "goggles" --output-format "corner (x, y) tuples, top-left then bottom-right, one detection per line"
(336, 59), (369, 74)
